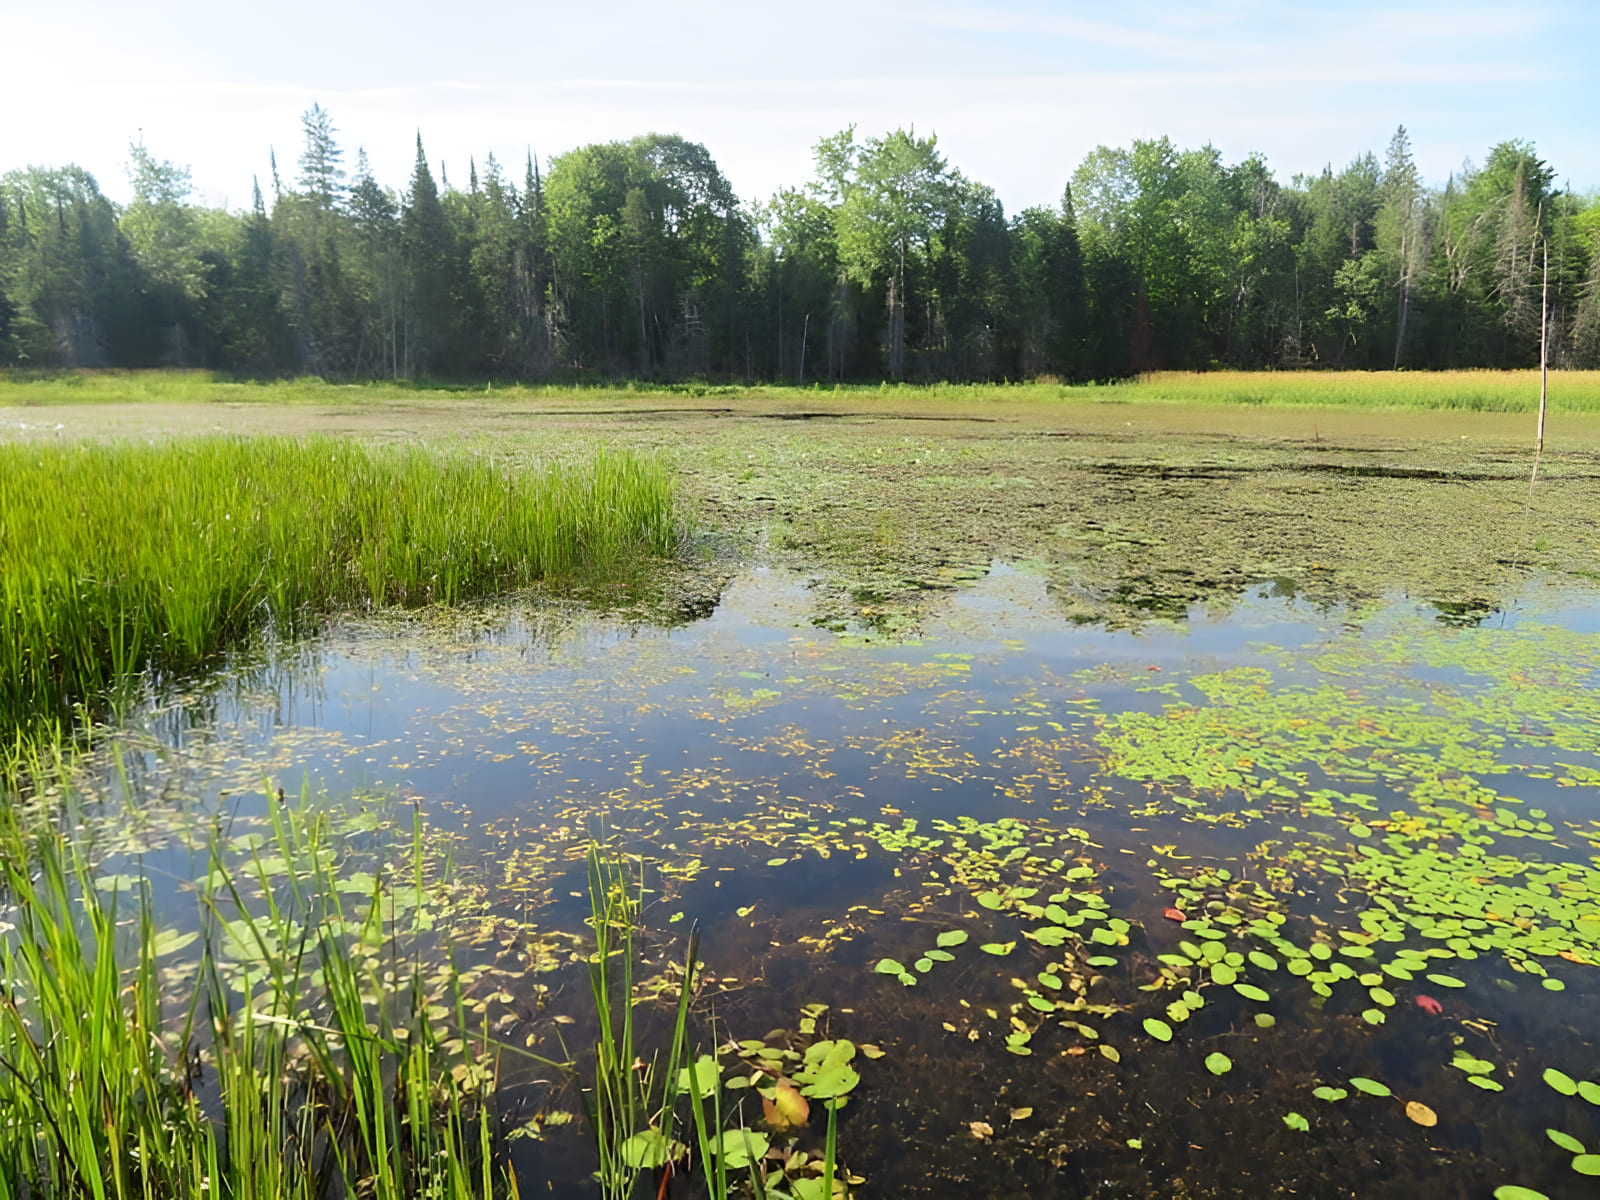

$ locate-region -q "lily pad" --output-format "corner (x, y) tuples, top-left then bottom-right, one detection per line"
(1545, 1068), (1579, 1097)
(1350, 1077), (1392, 1098)
(980, 941), (1016, 956)
(1143, 1018), (1173, 1043)
(1574, 1156), (1600, 1177)
(937, 930), (970, 948)
(1425, 973), (1466, 989)
(1205, 1052), (1233, 1077)
(1283, 1112), (1310, 1132)
(874, 959), (906, 976)
(1548, 1130), (1586, 1155)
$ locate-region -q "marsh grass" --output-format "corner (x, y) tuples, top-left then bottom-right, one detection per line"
(0, 436), (677, 738)
(5, 367), (1600, 413)
(0, 787), (530, 1199)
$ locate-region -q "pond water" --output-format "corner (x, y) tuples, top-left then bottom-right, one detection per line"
(89, 565), (1600, 1199)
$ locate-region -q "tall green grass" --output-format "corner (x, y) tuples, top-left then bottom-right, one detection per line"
(0, 789), (524, 1199)
(0, 437), (677, 737)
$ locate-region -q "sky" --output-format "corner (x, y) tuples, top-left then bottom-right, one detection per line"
(3, 0), (1596, 214)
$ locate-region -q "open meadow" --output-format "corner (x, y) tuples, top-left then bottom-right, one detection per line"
(2, 372), (1600, 1200)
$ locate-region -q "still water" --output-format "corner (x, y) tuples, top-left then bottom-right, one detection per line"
(93, 565), (1600, 1199)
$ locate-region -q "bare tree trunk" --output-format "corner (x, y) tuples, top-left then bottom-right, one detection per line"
(798, 312), (809, 385)
(1393, 230), (1410, 370)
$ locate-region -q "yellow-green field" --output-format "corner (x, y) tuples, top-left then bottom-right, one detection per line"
(1, 368), (1595, 412)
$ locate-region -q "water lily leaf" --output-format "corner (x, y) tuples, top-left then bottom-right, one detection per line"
(980, 942), (1016, 956)
(711, 1129), (770, 1169)
(1205, 1052), (1232, 1077)
(1578, 1081), (1600, 1106)
(1545, 1068), (1579, 1097)
(1469, 1077), (1505, 1092)
(1038, 972), (1063, 990)
(1029, 996), (1056, 1013)
(1234, 984), (1271, 1003)
(915, 957), (934, 973)
(1425, 974), (1466, 989)
(151, 928), (200, 958)
(761, 1080), (810, 1130)
(620, 1131), (678, 1169)
(897, 972), (917, 987)
(1574, 1156), (1600, 1177)
(1361, 1008), (1386, 1026)
(874, 959), (906, 976)
(1283, 1112), (1310, 1132)
(766, 858), (789, 868)
(1254, 1013), (1276, 1029)
(1100, 1044), (1121, 1063)
(1086, 955), (1119, 967)
(937, 930), (969, 948)
(1313, 1086), (1348, 1102)
(926, 949), (955, 962)
(1492, 1188), (1550, 1200)
(1548, 1130), (1586, 1155)
(798, 1063), (859, 1100)
(976, 892), (1004, 911)
(1350, 1077), (1391, 1098)
(1210, 963), (1238, 986)
(1143, 1018), (1173, 1042)
(676, 1055), (720, 1099)
(1405, 1101), (1437, 1127)
(1248, 951), (1279, 971)
(1542, 978), (1565, 992)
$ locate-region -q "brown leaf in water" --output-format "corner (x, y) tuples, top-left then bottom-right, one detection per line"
(1404, 1100), (1438, 1128)
(761, 1080), (810, 1131)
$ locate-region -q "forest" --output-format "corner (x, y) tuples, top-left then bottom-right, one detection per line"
(2, 106), (1598, 382)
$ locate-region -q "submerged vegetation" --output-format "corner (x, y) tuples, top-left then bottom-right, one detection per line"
(0, 436), (676, 737)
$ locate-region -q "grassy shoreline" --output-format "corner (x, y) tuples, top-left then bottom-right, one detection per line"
(0, 436), (677, 740)
(1, 368), (1597, 413)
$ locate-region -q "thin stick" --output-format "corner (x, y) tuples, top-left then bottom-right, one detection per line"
(1533, 239), (1549, 483)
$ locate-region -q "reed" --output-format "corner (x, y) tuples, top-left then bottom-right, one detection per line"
(0, 784), (526, 1199)
(0, 436), (678, 739)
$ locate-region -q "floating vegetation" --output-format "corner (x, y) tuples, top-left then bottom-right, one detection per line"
(20, 566), (1600, 1199)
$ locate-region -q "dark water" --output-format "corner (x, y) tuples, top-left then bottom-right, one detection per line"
(91, 566), (1600, 1199)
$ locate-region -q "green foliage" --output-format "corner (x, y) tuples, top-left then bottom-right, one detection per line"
(0, 436), (677, 738)
(4, 117), (1595, 381)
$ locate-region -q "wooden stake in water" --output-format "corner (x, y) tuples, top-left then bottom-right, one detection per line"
(1532, 240), (1549, 485)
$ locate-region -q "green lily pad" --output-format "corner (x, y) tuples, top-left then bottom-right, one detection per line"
(1143, 1018), (1173, 1042)
(937, 929), (970, 948)
(980, 941), (1016, 956)
(1469, 1076), (1505, 1092)
(1234, 983), (1271, 1003)
(1350, 1077), (1391, 1098)
(1248, 951), (1279, 971)
(915, 957), (934, 973)
(1579, 1081), (1600, 1106)
(1542, 978), (1565, 992)
(1425, 974), (1466, 989)
(1254, 1013), (1276, 1029)
(1548, 1130), (1587, 1155)
(1313, 1086), (1348, 1102)
(1545, 1068), (1579, 1097)
(1283, 1112), (1310, 1132)
(1492, 1188), (1550, 1200)
(874, 959), (906, 976)
(1574, 1156), (1600, 1177)
(1205, 1052), (1232, 1077)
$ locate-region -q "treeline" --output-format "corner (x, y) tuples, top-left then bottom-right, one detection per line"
(2, 108), (1599, 382)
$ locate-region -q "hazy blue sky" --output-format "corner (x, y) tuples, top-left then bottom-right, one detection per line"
(6, 0), (1595, 212)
